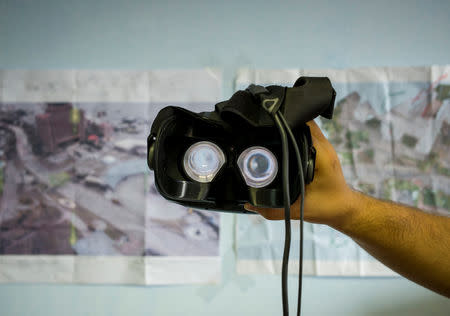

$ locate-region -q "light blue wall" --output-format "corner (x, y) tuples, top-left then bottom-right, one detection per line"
(1, 0), (449, 315)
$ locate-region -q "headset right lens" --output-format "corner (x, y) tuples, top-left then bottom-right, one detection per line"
(238, 146), (278, 188)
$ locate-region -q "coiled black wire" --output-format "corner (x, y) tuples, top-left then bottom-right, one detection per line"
(268, 106), (306, 316)
(279, 113), (305, 316)
(272, 113), (291, 316)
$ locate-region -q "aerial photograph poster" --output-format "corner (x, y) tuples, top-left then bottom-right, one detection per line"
(0, 70), (222, 284)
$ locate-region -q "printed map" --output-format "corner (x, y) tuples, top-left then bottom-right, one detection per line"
(235, 66), (450, 276)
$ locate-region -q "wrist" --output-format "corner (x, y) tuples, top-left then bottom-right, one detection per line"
(326, 187), (363, 233)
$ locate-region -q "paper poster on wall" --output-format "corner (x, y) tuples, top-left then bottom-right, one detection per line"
(235, 66), (450, 276)
(0, 69), (222, 284)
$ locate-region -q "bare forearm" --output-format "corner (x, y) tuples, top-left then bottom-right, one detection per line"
(332, 190), (450, 298)
(247, 121), (450, 297)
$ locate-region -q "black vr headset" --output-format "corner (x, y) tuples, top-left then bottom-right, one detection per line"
(147, 76), (336, 316)
(147, 77), (336, 213)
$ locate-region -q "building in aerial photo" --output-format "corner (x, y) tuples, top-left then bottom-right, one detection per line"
(36, 103), (86, 153)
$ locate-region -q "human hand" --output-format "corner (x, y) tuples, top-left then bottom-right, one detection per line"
(244, 120), (356, 227)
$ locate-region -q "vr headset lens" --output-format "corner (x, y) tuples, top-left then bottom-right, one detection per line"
(183, 141), (225, 183)
(238, 146), (278, 188)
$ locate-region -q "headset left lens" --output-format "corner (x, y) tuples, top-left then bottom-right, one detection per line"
(183, 141), (225, 183)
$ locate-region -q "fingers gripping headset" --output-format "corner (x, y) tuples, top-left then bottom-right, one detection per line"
(147, 77), (336, 316)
